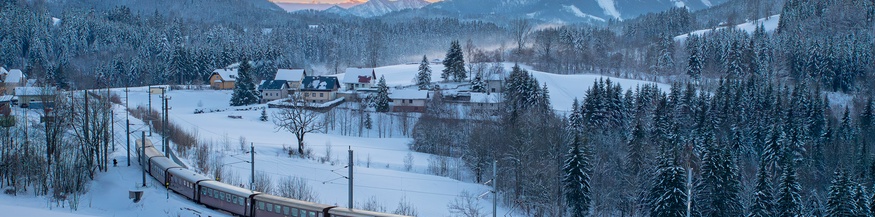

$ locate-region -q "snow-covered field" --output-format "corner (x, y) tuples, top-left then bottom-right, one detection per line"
(675, 14), (781, 42)
(0, 63), (665, 216)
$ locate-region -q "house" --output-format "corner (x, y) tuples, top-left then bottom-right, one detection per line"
(389, 89), (429, 113)
(15, 87), (58, 109)
(486, 74), (504, 93)
(274, 69), (307, 93)
(342, 68), (376, 91)
(300, 76), (340, 103)
(2, 69), (26, 95)
(469, 92), (503, 114)
(258, 80), (289, 103)
(209, 69), (238, 90)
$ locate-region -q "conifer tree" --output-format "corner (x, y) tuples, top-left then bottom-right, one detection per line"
(699, 144), (742, 217)
(230, 59), (259, 106)
(442, 40), (467, 82)
(648, 164), (687, 217)
(471, 71), (485, 92)
(375, 75), (390, 112)
(364, 112), (372, 130)
(854, 183), (870, 217)
(826, 170), (855, 217)
(416, 55), (432, 89)
(687, 46), (702, 80)
(563, 135), (592, 217)
(260, 108), (268, 121)
(777, 160), (803, 217)
(749, 159), (775, 217)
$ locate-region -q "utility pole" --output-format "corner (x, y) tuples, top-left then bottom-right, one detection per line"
(686, 168), (692, 217)
(349, 147), (354, 209)
(126, 87), (130, 166)
(250, 143), (255, 192)
(141, 131), (146, 187)
(162, 91), (167, 153)
(148, 85), (152, 136)
(492, 160), (497, 217)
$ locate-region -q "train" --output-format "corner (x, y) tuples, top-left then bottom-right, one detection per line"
(137, 139), (410, 217)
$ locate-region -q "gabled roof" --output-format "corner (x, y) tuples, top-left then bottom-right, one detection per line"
(470, 92), (503, 104)
(389, 89), (429, 100)
(342, 68), (376, 84)
(259, 80), (288, 91)
(15, 87), (57, 96)
(5, 69), (24, 83)
(0, 67), (7, 75)
(212, 69), (238, 81)
(275, 69), (306, 82)
(0, 95), (13, 102)
(301, 76), (339, 91)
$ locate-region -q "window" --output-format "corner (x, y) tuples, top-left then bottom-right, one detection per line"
(258, 201), (265, 210)
(292, 208), (299, 217)
(309, 211), (317, 217)
(305, 93), (310, 97)
(284, 207), (290, 215)
(226, 195), (232, 203)
(319, 93), (324, 97)
(275, 205), (281, 214)
(267, 203), (273, 212)
(409, 99), (413, 103)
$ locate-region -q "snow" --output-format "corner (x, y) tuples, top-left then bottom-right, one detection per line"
(672, 0), (685, 7)
(14, 87), (57, 96)
(341, 68), (375, 85)
(470, 92), (502, 103)
(701, 0), (713, 7)
(268, 97), (346, 108)
(5, 69), (24, 83)
(213, 69), (239, 81)
(595, 0), (622, 20)
(275, 69), (306, 82)
(1, 62), (665, 217)
(52, 17), (62, 26)
(389, 89), (429, 100)
(562, 5), (606, 22)
(675, 14), (781, 42)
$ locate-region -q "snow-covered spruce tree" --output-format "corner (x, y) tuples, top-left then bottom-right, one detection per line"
(442, 40), (466, 82)
(776, 160), (803, 217)
(826, 170), (855, 217)
(374, 75), (390, 112)
(568, 99), (584, 134)
(364, 112), (373, 130)
(471, 71), (485, 92)
(416, 55), (432, 90)
(260, 108), (268, 121)
(687, 44), (702, 80)
(230, 59), (259, 106)
(698, 144), (742, 217)
(563, 134), (592, 217)
(749, 158), (775, 217)
(853, 183), (870, 217)
(648, 164), (687, 217)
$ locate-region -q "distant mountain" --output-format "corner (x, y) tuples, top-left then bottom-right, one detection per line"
(345, 0), (431, 17)
(323, 5), (353, 16)
(421, 0), (728, 23)
(273, 1), (363, 11)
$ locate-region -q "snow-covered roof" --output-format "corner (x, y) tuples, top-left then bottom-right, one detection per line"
(0, 95), (13, 102)
(212, 69), (238, 81)
(25, 79), (37, 87)
(274, 69), (306, 82)
(0, 67), (7, 75)
(470, 92), (503, 104)
(5, 69), (24, 83)
(301, 76), (339, 91)
(342, 68), (375, 84)
(14, 87), (57, 96)
(389, 89), (429, 100)
(259, 80), (288, 90)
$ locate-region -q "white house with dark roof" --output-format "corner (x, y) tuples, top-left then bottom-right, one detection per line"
(15, 86), (58, 109)
(258, 80), (290, 103)
(300, 76), (340, 103)
(209, 69), (238, 90)
(342, 68), (376, 91)
(389, 89), (430, 113)
(274, 69), (307, 92)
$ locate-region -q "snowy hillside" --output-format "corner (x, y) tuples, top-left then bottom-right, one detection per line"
(675, 14), (781, 42)
(345, 0), (430, 17)
(422, 0), (728, 23)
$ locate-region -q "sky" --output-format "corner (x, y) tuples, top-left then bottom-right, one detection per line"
(271, 0), (441, 4)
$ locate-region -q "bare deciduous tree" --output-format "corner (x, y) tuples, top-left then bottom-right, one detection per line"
(447, 190), (485, 217)
(273, 96), (325, 155)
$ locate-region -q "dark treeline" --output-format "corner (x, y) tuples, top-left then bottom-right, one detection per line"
(0, 0), (505, 90)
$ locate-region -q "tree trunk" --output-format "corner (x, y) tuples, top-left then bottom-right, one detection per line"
(297, 136), (304, 155)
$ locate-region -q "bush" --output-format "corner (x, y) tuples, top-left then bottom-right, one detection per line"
(276, 177), (319, 202)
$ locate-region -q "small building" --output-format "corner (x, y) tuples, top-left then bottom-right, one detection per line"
(300, 76), (340, 103)
(274, 69), (307, 93)
(258, 80), (289, 103)
(486, 74), (504, 93)
(209, 69), (238, 90)
(342, 68), (376, 91)
(15, 87), (57, 109)
(0, 95), (11, 116)
(2, 69), (26, 95)
(389, 89), (429, 113)
(469, 92), (503, 114)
